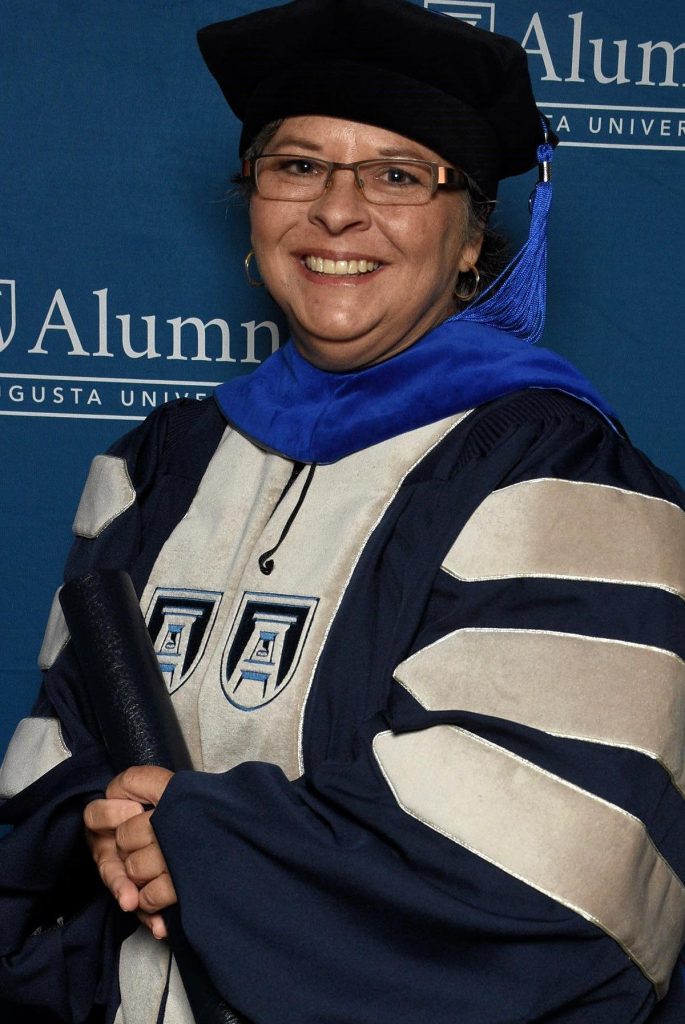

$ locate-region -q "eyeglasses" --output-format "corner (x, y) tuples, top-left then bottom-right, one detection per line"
(242, 154), (470, 206)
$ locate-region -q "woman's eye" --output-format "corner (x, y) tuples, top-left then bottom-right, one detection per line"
(276, 158), (320, 176)
(379, 165), (420, 186)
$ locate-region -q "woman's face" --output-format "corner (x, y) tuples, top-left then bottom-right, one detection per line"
(249, 117), (483, 372)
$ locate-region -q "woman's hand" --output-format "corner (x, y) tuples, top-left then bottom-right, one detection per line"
(84, 765), (176, 939)
(84, 794), (143, 914)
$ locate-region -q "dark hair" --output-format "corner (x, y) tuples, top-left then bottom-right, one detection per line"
(236, 119), (510, 308)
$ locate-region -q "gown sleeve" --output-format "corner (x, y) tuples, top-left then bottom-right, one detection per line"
(150, 392), (685, 1024)
(0, 399), (223, 1023)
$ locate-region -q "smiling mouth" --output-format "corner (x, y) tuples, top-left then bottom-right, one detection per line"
(303, 256), (382, 276)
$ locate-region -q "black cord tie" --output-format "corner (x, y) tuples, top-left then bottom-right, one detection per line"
(258, 463), (316, 575)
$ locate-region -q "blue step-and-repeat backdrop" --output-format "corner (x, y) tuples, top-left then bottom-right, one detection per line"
(2, 0), (684, 755)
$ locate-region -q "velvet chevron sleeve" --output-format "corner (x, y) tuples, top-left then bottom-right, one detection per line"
(151, 392), (685, 1024)
(0, 699), (122, 1023)
(0, 398), (225, 1022)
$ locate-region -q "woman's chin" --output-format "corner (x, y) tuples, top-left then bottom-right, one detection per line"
(292, 339), (366, 372)
(291, 329), (413, 373)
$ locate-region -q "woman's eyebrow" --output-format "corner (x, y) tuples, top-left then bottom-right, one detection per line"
(267, 140), (431, 160)
(377, 146), (432, 160)
(268, 136), (325, 151)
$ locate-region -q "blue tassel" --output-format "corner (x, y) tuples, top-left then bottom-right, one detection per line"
(457, 136), (554, 346)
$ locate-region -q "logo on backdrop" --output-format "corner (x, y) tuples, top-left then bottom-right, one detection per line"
(221, 592), (318, 711)
(146, 588), (223, 694)
(0, 281), (283, 420)
(424, 2), (685, 151)
(0, 280), (16, 352)
(425, 2), (495, 31)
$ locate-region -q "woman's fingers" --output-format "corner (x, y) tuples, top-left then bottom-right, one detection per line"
(113, 809), (177, 911)
(84, 771), (176, 920)
(83, 797), (144, 834)
(138, 871), (178, 914)
(106, 766), (174, 806)
(87, 831), (140, 912)
(84, 798), (145, 912)
(123, 838), (168, 886)
(136, 910), (169, 940)
(115, 808), (156, 856)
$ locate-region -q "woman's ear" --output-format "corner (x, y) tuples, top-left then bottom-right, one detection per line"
(458, 230), (484, 274)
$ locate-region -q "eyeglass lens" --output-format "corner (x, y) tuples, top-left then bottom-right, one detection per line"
(254, 156), (437, 205)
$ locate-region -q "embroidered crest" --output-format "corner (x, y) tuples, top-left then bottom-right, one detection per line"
(145, 588), (222, 693)
(221, 592), (318, 711)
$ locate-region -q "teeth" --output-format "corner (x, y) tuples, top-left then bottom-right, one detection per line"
(304, 256), (380, 276)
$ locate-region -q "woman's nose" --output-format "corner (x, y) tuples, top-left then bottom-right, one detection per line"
(307, 167), (371, 234)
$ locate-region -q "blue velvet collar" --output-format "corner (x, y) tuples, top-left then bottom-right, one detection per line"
(214, 318), (614, 464)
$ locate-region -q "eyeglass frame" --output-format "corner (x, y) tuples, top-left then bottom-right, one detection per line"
(240, 154), (474, 206)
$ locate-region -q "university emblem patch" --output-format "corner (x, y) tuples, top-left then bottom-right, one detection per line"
(221, 591), (318, 711)
(145, 588), (222, 693)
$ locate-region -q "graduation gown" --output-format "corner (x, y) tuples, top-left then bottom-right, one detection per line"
(1, 321), (684, 1023)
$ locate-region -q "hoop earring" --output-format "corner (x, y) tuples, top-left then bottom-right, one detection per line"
(244, 250), (264, 288)
(455, 265), (480, 303)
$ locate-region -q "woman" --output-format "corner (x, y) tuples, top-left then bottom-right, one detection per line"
(1, 0), (684, 1021)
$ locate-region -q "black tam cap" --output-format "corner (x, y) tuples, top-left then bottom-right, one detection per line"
(198, 0), (553, 200)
